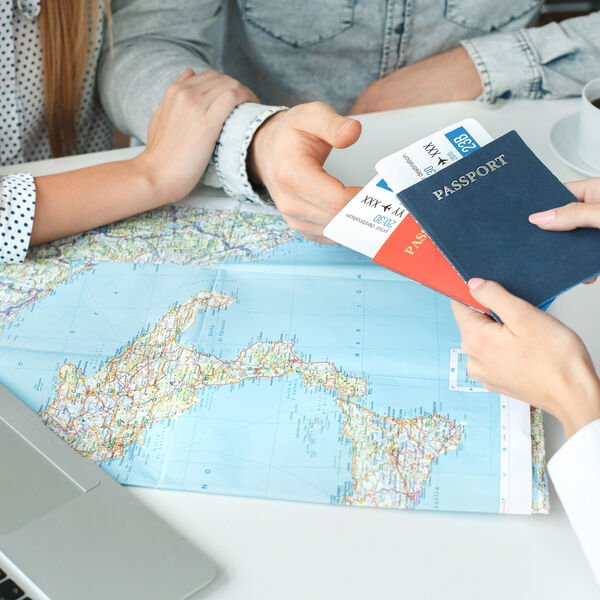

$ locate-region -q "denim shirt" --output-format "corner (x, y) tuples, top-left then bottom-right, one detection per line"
(98, 0), (600, 204)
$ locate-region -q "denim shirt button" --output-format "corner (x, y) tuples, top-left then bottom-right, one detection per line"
(394, 23), (404, 35)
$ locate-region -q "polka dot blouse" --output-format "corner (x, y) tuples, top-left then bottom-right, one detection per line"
(0, 0), (113, 263)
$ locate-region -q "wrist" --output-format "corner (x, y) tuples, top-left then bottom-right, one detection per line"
(247, 110), (285, 186)
(446, 46), (483, 100)
(558, 373), (600, 438)
(130, 151), (179, 206)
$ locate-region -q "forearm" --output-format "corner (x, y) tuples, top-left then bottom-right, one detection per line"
(549, 419), (600, 585)
(100, 41), (285, 203)
(462, 12), (600, 102)
(99, 0), (218, 140)
(563, 395), (600, 440)
(30, 156), (165, 246)
(557, 375), (600, 439)
(100, 43), (210, 142)
(99, 0), (285, 203)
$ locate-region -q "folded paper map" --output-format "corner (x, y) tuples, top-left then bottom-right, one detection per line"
(0, 194), (548, 514)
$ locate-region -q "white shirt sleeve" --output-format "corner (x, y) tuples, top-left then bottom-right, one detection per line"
(0, 173), (36, 263)
(548, 418), (600, 585)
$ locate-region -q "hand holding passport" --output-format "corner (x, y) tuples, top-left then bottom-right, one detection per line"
(325, 119), (600, 315)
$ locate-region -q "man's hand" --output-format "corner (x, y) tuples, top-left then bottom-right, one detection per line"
(452, 279), (600, 438)
(248, 102), (362, 243)
(349, 46), (483, 115)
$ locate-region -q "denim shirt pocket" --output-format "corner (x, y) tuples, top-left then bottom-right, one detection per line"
(444, 0), (542, 32)
(241, 0), (355, 48)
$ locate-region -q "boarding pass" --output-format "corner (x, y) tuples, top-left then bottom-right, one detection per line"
(324, 119), (494, 257)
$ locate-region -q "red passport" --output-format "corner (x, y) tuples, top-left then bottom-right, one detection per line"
(373, 214), (487, 313)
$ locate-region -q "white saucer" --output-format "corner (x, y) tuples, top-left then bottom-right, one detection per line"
(549, 113), (600, 177)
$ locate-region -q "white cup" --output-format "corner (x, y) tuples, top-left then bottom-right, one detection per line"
(577, 77), (600, 171)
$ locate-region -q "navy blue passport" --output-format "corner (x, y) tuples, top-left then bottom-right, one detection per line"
(396, 130), (600, 309)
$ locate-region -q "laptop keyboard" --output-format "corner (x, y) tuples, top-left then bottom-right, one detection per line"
(0, 568), (33, 600)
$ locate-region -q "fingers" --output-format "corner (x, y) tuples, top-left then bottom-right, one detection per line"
(192, 71), (259, 103)
(172, 69), (221, 91)
(451, 300), (510, 394)
(276, 198), (337, 242)
(293, 102), (362, 149)
(175, 68), (196, 83)
(284, 216), (327, 237)
(460, 356), (490, 389)
(162, 70), (222, 107)
(303, 234), (336, 244)
(160, 71), (258, 137)
(528, 179), (600, 231)
(276, 194), (336, 228)
(277, 160), (360, 218)
(529, 178), (600, 231)
(247, 102), (361, 238)
(201, 78), (259, 124)
(271, 150), (361, 221)
(450, 301), (503, 388)
(450, 299), (493, 333)
(466, 279), (538, 333)
(144, 69), (261, 202)
(169, 70), (258, 103)
(178, 69), (222, 87)
(565, 178), (600, 203)
(529, 201), (600, 231)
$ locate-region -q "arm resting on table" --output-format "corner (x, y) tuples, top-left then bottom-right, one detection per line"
(463, 12), (600, 102)
(98, 0), (286, 204)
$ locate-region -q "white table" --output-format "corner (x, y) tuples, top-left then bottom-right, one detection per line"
(3, 98), (597, 598)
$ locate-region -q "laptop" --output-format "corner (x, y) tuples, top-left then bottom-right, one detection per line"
(0, 383), (216, 600)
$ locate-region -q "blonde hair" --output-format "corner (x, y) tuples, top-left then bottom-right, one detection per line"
(39, 1), (112, 157)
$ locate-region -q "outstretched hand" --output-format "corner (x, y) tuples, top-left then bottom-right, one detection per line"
(248, 101), (362, 243)
(452, 278), (600, 438)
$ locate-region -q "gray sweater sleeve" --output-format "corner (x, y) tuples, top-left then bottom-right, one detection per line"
(98, 0), (286, 203)
(98, 0), (217, 140)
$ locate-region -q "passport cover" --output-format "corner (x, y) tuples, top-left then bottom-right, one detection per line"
(386, 130), (600, 309)
(373, 214), (488, 312)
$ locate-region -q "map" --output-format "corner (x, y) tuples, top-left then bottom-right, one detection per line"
(0, 199), (548, 514)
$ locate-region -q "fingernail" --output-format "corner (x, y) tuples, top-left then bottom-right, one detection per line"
(528, 210), (555, 225)
(336, 119), (355, 135)
(468, 278), (484, 290)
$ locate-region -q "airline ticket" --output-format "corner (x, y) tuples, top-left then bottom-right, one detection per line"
(324, 119), (493, 257)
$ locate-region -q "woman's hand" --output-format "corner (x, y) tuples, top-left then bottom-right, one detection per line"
(134, 69), (259, 203)
(529, 177), (600, 230)
(528, 178), (600, 284)
(451, 278), (600, 438)
(30, 70), (258, 246)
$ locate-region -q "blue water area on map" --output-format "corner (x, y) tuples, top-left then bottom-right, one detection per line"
(0, 234), (500, 513)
